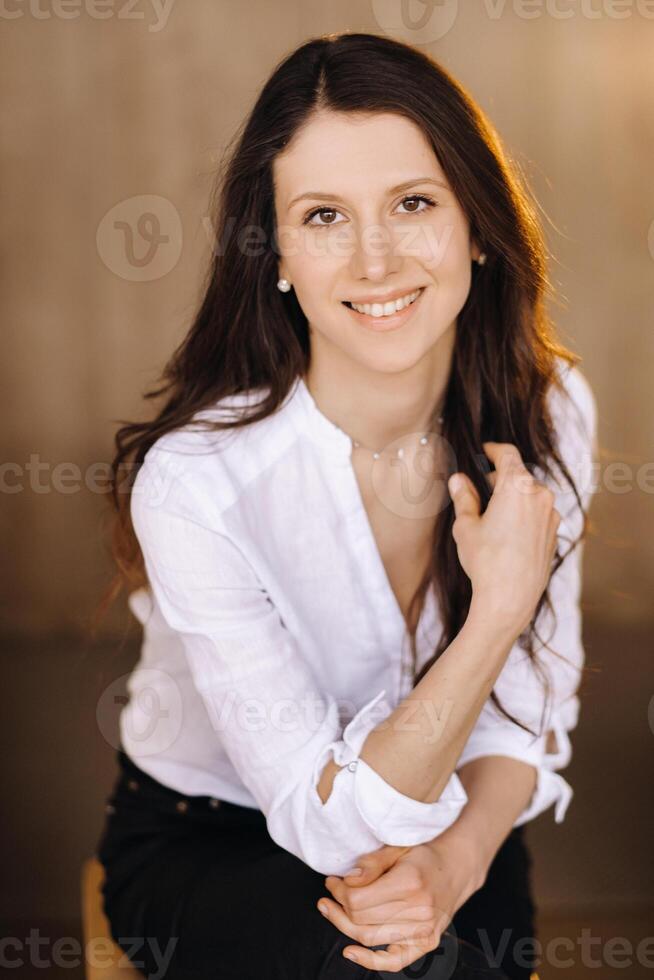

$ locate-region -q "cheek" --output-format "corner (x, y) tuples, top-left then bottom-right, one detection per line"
(415, 216), (470, 275)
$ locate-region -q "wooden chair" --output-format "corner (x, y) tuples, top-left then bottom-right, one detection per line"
(80, 857), (142, 979)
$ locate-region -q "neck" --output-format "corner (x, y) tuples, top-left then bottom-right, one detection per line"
(303, 329), (455, 450)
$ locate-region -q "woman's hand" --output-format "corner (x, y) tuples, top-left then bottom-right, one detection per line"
(449, 440), (561, 635)
(317, 835), (486, 974)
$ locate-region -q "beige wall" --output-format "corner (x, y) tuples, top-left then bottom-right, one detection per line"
(2, 2), (652, 638)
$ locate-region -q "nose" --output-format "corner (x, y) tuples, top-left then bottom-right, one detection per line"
(348, 217), (403, 283)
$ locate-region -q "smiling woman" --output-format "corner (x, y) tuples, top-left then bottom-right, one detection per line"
(93, 29), (596, 980)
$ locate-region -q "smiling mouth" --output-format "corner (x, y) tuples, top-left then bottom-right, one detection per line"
(342, 287), (425, 317)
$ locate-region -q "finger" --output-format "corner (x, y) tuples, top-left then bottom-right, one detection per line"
(448, 472), (481, 520)
(322, 885), (433, 927)
(482, 441), (530, 484)
(341, 905), (451, 971)
(324, 865), (422, 918)
(341, 844), (411, 888)
(342, 930), (439, 973)
(320, 897), (437, 949)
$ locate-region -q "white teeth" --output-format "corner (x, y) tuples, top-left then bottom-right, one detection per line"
(350, 289), (421, 317)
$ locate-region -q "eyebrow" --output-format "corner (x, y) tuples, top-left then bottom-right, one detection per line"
(287, 177), (450, 211)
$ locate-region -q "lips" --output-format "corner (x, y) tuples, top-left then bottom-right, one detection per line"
(342, 287), (424, 313)
(342, 284), (426, 333)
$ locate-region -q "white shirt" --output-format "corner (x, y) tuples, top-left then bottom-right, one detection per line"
(120, 357), (598, 876)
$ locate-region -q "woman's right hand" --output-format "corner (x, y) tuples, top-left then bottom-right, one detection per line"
(448, 441), (561, 636)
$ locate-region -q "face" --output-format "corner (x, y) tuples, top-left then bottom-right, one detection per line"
(273, 110), (481, 376)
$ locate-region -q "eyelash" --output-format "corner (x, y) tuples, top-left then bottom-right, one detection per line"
(302, 194), (437, 227)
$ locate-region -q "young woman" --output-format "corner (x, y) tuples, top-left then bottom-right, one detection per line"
(95, 31), (597, 980)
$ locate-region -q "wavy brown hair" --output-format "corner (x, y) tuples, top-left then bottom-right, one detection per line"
(95, 31), (594, 739)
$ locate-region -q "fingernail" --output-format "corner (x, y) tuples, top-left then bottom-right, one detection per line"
(346, 866), (363, 876)
(449, 474), (462, 494)
(344, 951), (358, 962)
(318, 903), (329, 916)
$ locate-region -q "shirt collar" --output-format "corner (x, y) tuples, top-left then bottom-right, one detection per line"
(288, 374), (353, 462)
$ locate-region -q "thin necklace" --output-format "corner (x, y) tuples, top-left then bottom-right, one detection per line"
(333, 412), (445, 460)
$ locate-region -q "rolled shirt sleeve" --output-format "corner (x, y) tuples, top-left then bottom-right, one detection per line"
(130, 448), (468, 876)
(456, 363), (598, 826)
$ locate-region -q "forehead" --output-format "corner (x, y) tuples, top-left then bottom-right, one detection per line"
(273, 111), (447, 205)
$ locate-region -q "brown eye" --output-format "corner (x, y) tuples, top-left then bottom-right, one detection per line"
(397, 194), (436, 215)
(303, 208), (342, 227)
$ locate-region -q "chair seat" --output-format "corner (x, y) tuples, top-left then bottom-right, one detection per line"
(80, 857), (142, 979)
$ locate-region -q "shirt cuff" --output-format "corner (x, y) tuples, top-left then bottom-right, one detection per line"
(456, 710), (576, 826)
(314, 688), (469, 846)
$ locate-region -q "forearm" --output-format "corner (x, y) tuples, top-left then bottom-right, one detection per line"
(434, 754), (537, 880)
(317, 598), (521, 805)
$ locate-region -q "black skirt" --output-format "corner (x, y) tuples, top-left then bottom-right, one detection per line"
(96, 747), (539, 980)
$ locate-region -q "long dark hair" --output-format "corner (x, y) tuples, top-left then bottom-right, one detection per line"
(95, 31), (593, 740)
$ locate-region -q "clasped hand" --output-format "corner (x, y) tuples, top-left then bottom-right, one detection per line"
(317, 833), (485, 974)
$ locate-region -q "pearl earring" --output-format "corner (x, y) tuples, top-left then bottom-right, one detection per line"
(277, 278), (291, 292)
(476, 252), (487, 266)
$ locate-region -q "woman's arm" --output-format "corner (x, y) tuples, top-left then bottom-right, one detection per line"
(316, 598), (523, 807)
(318, 435), (561, 812)
(446, 362), (598, 834)
(433, 755), (537, 884)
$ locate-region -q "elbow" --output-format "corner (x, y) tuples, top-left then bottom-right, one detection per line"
(263, 768), (383, 876)
(263, 793), (361, 876)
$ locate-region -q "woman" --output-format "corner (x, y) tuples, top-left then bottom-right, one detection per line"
(95, 31), (597, 980)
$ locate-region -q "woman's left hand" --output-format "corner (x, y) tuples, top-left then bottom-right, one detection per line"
(318, 834), (486, 974)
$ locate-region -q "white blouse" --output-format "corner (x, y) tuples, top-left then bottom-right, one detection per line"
(120, 357), (597, 876)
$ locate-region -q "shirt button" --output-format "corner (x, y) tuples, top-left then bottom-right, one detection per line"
(127, 779), (139, 792)
(347, 761), (358, 772)
(209, 798), (221, 809)
(176, 800), (189, 813)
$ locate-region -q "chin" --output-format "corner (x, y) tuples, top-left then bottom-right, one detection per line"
(351, 342), (431, 377)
